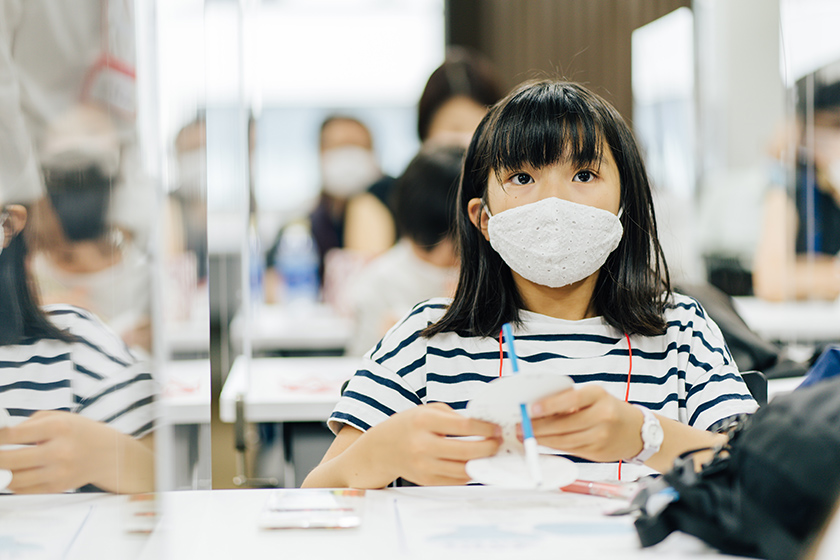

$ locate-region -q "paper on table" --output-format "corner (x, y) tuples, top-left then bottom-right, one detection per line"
(390, 486), (637, 559)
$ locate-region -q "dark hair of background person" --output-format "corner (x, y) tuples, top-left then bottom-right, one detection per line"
(424, 80), (672, 339)
(795, 69), (840, 118)
(391, 144), (465, 249)
(417, 46), (504, 142)
(0, 213), (73, 345)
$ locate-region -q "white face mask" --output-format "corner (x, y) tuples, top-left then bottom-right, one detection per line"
(320, 146), (381, 198)
(0, 211), (7, 257)
(176, 149), (206, 195)
(486, 197), (623, 288)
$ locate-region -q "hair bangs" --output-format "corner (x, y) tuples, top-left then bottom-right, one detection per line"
(484, 82), (606, 182)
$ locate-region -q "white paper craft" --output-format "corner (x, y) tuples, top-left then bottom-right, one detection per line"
(463, 372), (577, 489)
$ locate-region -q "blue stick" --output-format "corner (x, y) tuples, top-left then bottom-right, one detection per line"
(501, 323), (519, 374)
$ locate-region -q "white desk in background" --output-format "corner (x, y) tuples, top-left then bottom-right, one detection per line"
(732, 296), (840, 344)
(219, 356), (359, 423)
(228, 303), (352, 355)
(219, 356), (360, 486)
(165, 317), (210, 358)
(160, 359), (212, 490)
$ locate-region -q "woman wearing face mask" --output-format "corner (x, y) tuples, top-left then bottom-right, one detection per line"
(0, 202), (155, 494)
(342, 47), (503, 259)
(303, 80), (758, 489)
(265, 115), (381, 301)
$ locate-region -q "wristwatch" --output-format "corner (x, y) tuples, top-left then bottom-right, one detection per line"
(629, 404), (664, 465)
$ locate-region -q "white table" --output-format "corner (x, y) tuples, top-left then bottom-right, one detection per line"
(160, 360), (212, 490)
(732, 296), (840, 344)
(143, 487), (696, 559)
(219, 356), (359, 423)
(0, 492), (152, 560)
(229, 303), (353, 355)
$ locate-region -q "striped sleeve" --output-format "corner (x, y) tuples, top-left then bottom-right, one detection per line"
(328, 300), (443, 434)
(671, 296), (758, 430)
(47, 306), (159, 438)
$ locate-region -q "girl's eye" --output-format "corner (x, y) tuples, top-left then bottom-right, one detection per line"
(573, 170), (596, 183)
(509, 172), (534, 186)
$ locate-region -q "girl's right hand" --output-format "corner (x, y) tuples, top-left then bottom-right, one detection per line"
(368, 403), (502, 486)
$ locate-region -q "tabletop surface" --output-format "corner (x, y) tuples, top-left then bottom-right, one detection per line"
(732, 296), (840, 343)
(0, 486), (750, 560)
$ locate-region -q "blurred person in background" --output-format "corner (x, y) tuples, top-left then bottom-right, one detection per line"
(265, 115), (382, 304)
(343, 46), (503, 258)
(28, 105), (152, 352)
(0, 194), (156, 494)
(346, 144), (464, 356)
(1, 1), (154, 350)
(753, 75), (840, 301)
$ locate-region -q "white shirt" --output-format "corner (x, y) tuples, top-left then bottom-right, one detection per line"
(346, 240), (458, 356)
(0, 305), (156, 438)
(331, 293), (758, 481)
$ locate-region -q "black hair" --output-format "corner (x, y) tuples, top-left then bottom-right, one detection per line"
(0, 217), (74, 345)
(795, 63), (840, 117)
(391, 144), (465, 249)
(424, 80), (671, 339)
(417, 46), (503, 142)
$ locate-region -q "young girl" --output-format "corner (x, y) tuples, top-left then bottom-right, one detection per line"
(0, 201), (155, 494)
(303, 80), (758, 488)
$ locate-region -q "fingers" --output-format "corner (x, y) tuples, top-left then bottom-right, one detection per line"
(405, 458), (474, 486)
(0, 413), (59, 446)
(6, 467), (68, 494)
(0, 445), (45, 472)
(421, 405), (501, 438)
(438, 436), (501, 462)
(530, 385), (603, 419)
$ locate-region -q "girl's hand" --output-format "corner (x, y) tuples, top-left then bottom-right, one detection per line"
(368, 403), (502, 486)
(525, 385), (645, 463)
(0, 411), (153, 494)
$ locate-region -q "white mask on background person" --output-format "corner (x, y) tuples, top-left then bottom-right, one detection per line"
(826, 159), (840, 200)
(486, 197), (623, 288)
(0, 212), (6, 257)
(176, 149), (206, 196)
(320, 146), (381, 198)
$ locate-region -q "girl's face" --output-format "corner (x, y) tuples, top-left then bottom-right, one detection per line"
(468, 143), (622, 237)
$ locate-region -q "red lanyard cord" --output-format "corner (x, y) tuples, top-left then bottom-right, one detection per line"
(618, 332), (633, 481)
(498, 328), (504, 377)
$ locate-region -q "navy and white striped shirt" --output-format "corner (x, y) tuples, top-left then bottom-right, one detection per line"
(0, 305), (156, 439)
(330, 294), (757, 477)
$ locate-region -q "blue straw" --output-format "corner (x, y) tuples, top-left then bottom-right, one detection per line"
(501, 323), (520, 374)
(520, 403), (534, 439)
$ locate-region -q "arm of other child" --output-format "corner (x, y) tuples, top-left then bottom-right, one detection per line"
(527, 385), (726, 473)
(0, 411), (155, 494)
(302, 403), (502, 488)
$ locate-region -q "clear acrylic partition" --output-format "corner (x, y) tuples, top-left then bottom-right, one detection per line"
(690, 0), (840, 367)
(213, 0), (446, 488)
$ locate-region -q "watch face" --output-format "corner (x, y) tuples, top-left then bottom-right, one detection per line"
(645, 421), (664, 447)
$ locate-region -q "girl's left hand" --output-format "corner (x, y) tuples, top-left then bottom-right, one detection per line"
(524, 385), (645, 463)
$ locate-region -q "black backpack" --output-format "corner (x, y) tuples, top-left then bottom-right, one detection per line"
(634, 376), (840, 560)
